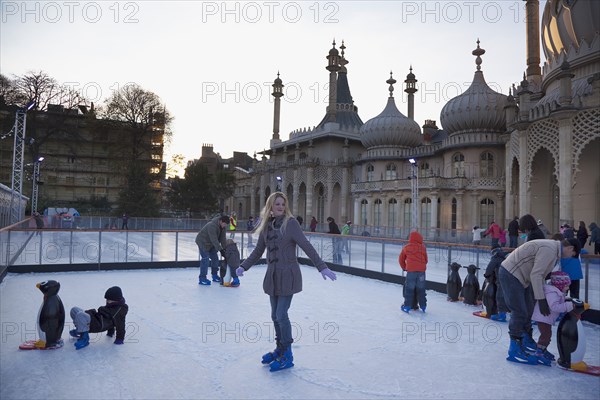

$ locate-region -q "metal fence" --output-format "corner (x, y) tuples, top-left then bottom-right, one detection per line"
(2, 227), (598, 310)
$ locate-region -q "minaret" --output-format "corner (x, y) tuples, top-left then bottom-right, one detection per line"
(525, 0), (541, 87)
(404, 66), (417, 120)
(325, 40), (341, 122)
(271, 72), (283, 147)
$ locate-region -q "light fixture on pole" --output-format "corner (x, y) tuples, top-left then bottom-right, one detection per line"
(31, 156), (44, 214)
(408, 158), (419, 231)
(275, 176), (283, 192)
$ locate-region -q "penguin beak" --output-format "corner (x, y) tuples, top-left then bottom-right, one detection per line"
(36, 283), (41, 289)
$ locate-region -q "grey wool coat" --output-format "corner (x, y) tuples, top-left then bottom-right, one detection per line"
(195, 217), (227, 252)
(240, 216), (327, 296)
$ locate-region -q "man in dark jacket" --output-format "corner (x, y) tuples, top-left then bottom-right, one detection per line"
(507, 216), (519, 248)
(196, 215), (229, 285)
(327, 217), (342, 263)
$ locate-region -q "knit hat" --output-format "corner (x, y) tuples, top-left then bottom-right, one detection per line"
(104, 286), (123, 301)
(550, 271), (571, 293)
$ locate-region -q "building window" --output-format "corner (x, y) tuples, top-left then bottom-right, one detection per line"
(419, 162), (430, 178)
(451, 198), (457, 234)
(421, 197), (432, 228)
(403, 198), (412, 228)
(374, 199), (382, 227)
(453, 153), (465, 177)
(385, 164), (397, 180)
(360, 199), (368, 225)
(388, 198), (398, 228)
(480, 151), (494, 177)
(480, 198), (495, 227)
(366, 164), (374, 182)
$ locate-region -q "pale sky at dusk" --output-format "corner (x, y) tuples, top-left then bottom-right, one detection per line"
(1, 1), (544, 169)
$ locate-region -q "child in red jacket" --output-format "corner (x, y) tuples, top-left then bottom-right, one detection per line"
(399, 231), (428, 313)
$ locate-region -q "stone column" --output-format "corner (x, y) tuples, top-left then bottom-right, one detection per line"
(341, 167), (349, 221)
(293, 169), (299, 216)
(455, 191), (464, 231)
(306, 167), (314, 220)
(558, 118), (574, 226)
(518, 130), (529, 215)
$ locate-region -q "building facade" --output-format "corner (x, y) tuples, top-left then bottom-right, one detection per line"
(0, 102), (166, 213)
(227, 0), (599, 241)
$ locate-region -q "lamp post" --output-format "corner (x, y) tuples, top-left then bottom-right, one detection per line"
(31, 156), (44, 214)
(275, 175), (283, 192)
(409, 158), (419, 231)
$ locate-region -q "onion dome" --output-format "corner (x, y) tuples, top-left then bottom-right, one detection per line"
(542, 0), (600, 61)
(440, 40), (508, 135)
(360, 72), (422, 149)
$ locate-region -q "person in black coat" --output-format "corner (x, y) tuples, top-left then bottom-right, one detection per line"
(576, 221), (589, 250)
(327, 217), (342, 264)
(70, 286), (129, 350)
(507, 216), (520, 248)
(519, 214), (545, 241)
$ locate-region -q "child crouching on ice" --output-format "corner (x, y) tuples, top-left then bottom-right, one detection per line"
(220, 239), (241, 287)
(69, 286), (129, 350)
(531, 271), (573, 365)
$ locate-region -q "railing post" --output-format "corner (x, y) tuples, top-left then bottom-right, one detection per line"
(150, 231), (154, 263)
(69, 230), (73, 264)
(447, 245), (452, 277)
(98, 230), (102, 268)
(5, 230), (10, 266)
(38, 231), (43, 265)
(584, 257), (589, 303)
(125, 230), (129, 263)
(381, 241), (385, 273)
(175, 231), (179, 263)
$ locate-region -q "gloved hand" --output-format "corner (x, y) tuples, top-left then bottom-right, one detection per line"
(236, 267), (245, 277)
(321, 267), (337, 281)
(538, 298), (551, 316)
(220, 249), (226, 258)
(114, 339), (124, 345)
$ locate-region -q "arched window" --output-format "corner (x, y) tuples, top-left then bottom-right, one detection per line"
(421, 197), (432, 228)
(360, 199), (368, 225)
(374, 199), (383, 227)
(451, 198), (457, 235)
(388, 198), (398, 228)
(366, 164), (374, 182)
(317, 184), (325, 223)
(453, 153), (465, 177)
(479, 198), (495, 227)
(385, 164), (397, 180)
(480, 151), (494, 177)
(403, 198), (412, 228)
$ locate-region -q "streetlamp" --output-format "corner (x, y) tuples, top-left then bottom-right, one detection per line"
(275, 176), (283, 192)
(31, 156), (44, 214)
(409, 158), (419, 231)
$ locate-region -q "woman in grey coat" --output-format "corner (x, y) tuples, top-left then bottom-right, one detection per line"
(236, 192), (336, 372)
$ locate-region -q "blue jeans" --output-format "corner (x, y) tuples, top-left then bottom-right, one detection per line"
(269, 295), (294, 347)
(403, 271), (426, 308)
(199, 248), (219, 279)
(498, 266), (534, 339)
(509, 235), (518, 248)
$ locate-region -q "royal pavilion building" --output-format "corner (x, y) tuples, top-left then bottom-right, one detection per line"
(226, 0), (599, 244)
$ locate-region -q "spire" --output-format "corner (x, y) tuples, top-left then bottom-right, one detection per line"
(404, 66), (418, 120)
(339, 40), (348, 73)
(387, 71), (396, 98)
(472, 39), (485, 71)
(271, 71), (284, 145)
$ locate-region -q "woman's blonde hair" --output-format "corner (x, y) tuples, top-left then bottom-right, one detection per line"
(255, 192), (294, 234)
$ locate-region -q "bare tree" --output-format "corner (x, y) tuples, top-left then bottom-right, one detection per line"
(0, 74), (26, 106)
(13, 71), (86, 111)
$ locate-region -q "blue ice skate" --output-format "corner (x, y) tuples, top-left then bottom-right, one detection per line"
(506, 339), (538, 365)
(269, 346), (294, 372)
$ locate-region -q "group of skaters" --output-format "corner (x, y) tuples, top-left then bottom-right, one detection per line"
(470, 214), (597, 367)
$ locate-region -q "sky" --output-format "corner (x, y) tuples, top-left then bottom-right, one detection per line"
(2, 265), (599, 400)
(0, 1), (546, 172)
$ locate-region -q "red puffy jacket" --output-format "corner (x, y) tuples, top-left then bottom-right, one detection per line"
(399, 231), (428, 272)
